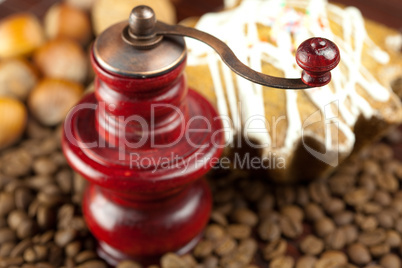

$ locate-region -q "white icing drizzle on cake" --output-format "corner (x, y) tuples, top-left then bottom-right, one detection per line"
(386, 34), (402, 52)
(186, 0), (392, 157)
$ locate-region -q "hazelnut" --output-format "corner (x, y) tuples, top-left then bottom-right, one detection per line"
(0, 58), (38, 101)
(0, 13), (45, 58)
(34, 39), (88, 84)
(92, 0), (176, 35)
(0, 97), (27, 149)
(28, 78), (84, 126)
(44, 3), (92, 45)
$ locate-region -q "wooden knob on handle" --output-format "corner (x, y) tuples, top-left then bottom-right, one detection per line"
(296, 37), (340, 87)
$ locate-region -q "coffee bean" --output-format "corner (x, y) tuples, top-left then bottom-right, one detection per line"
(64, 240), (81, 258)
(323, 198), (345, 215)
(257, 193), (275, 213)
(25, 176), (53, 191)
(296, 256), (316, 268)
(308, 181), (330, 203)
(0, 192), (15, 216)
(33, 157), (58, 176)
(376, 172), (399, 193)
(116, 260), (143, 268)
(296, 187), (309, 206)
(193, 240), (213, 258)
(21, 264), (36, 268)
(235, 238), (257, 264)
(263, 239), (287, 261)
(76, 260), (108, 268)
(26, 120), (52, 139)
(214, 236), (236, 256)
(300, 235), (324, 255)
(275, 186), (295, 207)
(70, 216), (87, 234)
(1, 149), (32, 177)
(181, 254), (197, 267)
(395, 217), (402, 233)
(325, 228), (346, 250)
(227, 224), (251, 240)
(333, 211), (354, 226)
(23, 247), (37, 263)
(214, 202), (233, 216)
(363, 202), (382, 214)
(380, 253), (401, 268)
(231, 208), (258, 227)
(358, 215), (378, 231)
(0, 257), (24, 267)
(54, 229), (77, 247)
(16, 219), (38, 239)
(280, 205), (304, 222)
(371, 144), (393, 162)
(358, 174), (377, 194)
(373, 190), (392, 206)
(258, 219), (281, 241)
(0, 227), (16, 243)
(345, 188), (371, 207)
(37, 205), (57, 230)
(161, 253), (186, 268)
(340, 224), (358, 245)
(337, 158), (360, 175)
(39, 231), (54, 245)
(391, 198), (402, 214)
(47, 244), (63, 267)
(279, 215), (302, 239)
(0, 218), (5, 229)
(376, 210), (395, 229)
(54, 168), (73, 195)
(14, 187), (34, 211)
(34, 245), (47, 262)
(8, 210), (29, 230)
(369, 243), (390, 258)
(0, 175), (15, 191)
(315, 217), (335, 238)
(347, 243), (372, 265)
(205, 224), (225, 241)
(315, 250), (347, 268)
(0, 242), (16, 257)
(358, 229), (386, 246)
(58, 204), (75, 228)
(37, 185), (63, 207)
(203, 255), (218, 268)
(304, 203), (325, 222)
(270, 255), (294, 268)
(328, 174), (355, 195)
(210, 210), (227, 226)
(64, 257), (75, 268)
(75, 250), (97, 264)
(50, 151), (67, 167)
(10, 239), (32, 257)
(35, 138), (59, 157)
(385, 230), (401, 248)
(4, 180), (26, 193)
(362, 159), (381, 175)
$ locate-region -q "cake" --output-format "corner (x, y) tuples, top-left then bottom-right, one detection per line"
(184, 0), (402, 182)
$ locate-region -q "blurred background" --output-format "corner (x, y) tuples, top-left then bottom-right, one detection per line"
(0, 0), (401, 28)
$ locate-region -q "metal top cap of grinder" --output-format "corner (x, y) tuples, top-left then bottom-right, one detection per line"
(93, 5), (186, 78)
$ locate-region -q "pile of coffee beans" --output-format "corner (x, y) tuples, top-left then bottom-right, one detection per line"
(1, 119), (402, 268)
(188, 141), (402, 268)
